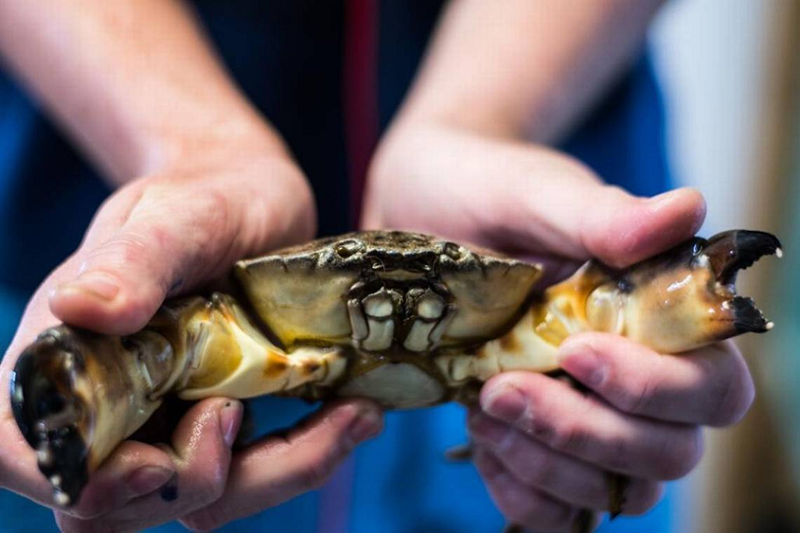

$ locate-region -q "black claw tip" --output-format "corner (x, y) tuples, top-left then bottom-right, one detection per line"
(730, 296), (771, 334)
(704, 230), (783, 285)
(9, 327), (90, 507)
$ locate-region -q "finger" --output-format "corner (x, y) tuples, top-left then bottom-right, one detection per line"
(364, 134), (705, 269)
(558, 334), (755, 426)
(58, 398), (242, 532)
(478, 145), (706, 267)
(49, 181), (245, 334)
(480, 372), (704, 480)
(49, 167), (313, 335)
(64, 441), (174, 519)
(468, 410), (664, 514)
(472, 444), (578, 532)
(576, 186), (707, 268)
(179, 399), (383, 532)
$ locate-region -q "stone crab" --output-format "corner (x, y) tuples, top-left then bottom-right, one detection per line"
(9, 229), (780, 522)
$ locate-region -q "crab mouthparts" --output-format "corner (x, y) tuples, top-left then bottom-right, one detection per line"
(704, 230), (782, 334)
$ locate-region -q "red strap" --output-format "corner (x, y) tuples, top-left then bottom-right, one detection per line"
(344, 0), (379, 229)
(315, 5), (380, 531)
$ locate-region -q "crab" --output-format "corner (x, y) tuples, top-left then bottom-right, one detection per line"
(9, 229), (780, 521)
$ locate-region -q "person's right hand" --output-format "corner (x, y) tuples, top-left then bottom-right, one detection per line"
(0, 138), (384, 532)
(363, 124), (753, 531)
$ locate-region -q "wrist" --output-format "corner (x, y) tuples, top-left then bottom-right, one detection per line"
(134, 113), (292, 181)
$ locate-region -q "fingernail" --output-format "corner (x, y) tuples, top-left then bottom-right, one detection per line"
(126, 466), (174, 495)
(220, 401), (243, 448)
(481, 383), (527, 423)
(558, 341), (606, 387)
(347, 408), (382, 443)
(58, 271), (120, 301)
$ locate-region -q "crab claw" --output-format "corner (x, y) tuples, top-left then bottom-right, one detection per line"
(10, 327), (92, 507)
(576, 230), (781, 354)
(632, 229), (780, 352)
(704, 230), (782, 284)
(700, 230), (782, 333)
(10, 326), (169, 507)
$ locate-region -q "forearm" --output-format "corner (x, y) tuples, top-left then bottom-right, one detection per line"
(396, 0), (666, 142)
(0, 0), (287, 184)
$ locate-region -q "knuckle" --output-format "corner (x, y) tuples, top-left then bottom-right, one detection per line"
(81, 230), (149, 269)
(498, 490), (573, 532)
(181, 520), (213, 533)
(56, 514), (116, 533)
(55, 513), (75, 533)
(616, 373), (658, 415)
(174, 188), (233, 255)
(602, 435), (634, 473)
(117, 184), (237, 279)
(181, 506), (228, 533)
(67, 500), (103, 521)
(517, 450), (557, 488)
(626, 481), (666, 515)
(538, 418), (589, 456)
(655, 427), (704, 480)
(61, 486), (117, 521)
(297, 453), (338, 490)
(709, 361), (755, 427)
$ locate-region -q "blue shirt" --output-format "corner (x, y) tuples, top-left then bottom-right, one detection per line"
(0, 2), (674, 532)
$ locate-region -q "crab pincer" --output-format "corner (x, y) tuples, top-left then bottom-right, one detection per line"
(9, 229), (780, 528)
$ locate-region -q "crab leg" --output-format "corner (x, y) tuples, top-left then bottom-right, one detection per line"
(10, 293), (347, 507)
(174, 294), (347, 400)
(435, 230), (781, 388)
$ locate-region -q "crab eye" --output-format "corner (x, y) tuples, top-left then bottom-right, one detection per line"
(335, 239), (364, 258)
(443, 242), (462, 261)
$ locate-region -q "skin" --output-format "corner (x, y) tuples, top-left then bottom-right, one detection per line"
(362, 0), (755, 530)
(0, 1), (756, 533)
(0, 1), (383, 531)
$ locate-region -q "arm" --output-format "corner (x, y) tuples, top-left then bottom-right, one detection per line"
(365, 0), (689, 268)
(0, 2), (382, 530)
(365, 1), (754, 529)
(0, 0), (285, 183)
(394, 0), (665, 142)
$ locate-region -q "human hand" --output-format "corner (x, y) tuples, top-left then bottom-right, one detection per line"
(470, 336), (752, 530)
(0, 141), (383, 531)
(364, 124), (705, 274)
(363, 124), (754, 530)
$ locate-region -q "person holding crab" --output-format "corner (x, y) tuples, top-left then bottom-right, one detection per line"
(0, 2), (753, 532)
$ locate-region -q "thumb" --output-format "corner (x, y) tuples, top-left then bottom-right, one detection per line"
(578, 186), (707, 268)
(50, 185), (241, 334)
(49, 177), (310, 335)
(465, 144), (706, 269)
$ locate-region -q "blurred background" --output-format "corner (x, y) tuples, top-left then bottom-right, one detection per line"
(0, 1), (797, 532)
(651, 0), (800, 531)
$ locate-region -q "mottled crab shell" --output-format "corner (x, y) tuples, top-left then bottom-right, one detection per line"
(234, 231), (542, 351)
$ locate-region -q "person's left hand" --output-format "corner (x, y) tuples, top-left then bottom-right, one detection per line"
(0, 139), (384, 532)
(362, 123), (755, 530)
